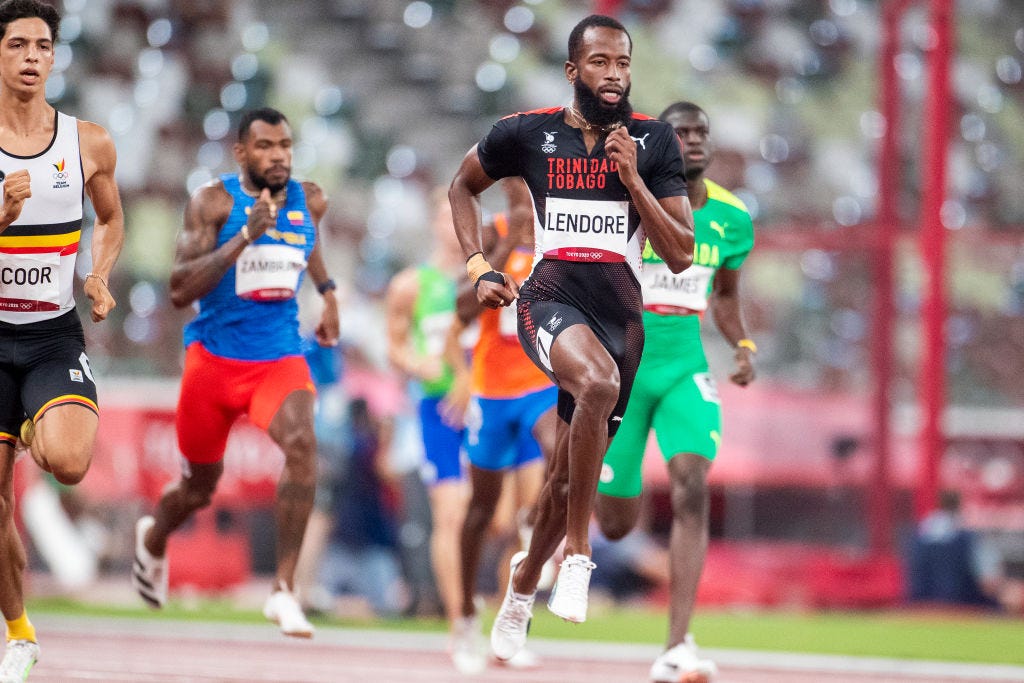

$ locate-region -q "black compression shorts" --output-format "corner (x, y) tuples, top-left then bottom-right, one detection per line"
(0, 310), (98, 445)
(516, 259), (644, 438)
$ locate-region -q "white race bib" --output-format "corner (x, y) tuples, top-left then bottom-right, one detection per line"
(235, 244), (307, 301)
(0, 251), (62, 311)
(498, 304), (519, 339)
(420, 311), (455, 356)
(542, 197), (628, 262)
(642, 261), (713, 313)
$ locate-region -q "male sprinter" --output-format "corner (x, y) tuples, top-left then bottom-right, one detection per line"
(449, 14), (693, 662)
(596, 101), (756, 682)
(132, 108), (339, 639)
(0, 1), (124, 680)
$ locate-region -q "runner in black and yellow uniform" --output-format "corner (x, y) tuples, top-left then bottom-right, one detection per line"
(597, 101), (756, 683)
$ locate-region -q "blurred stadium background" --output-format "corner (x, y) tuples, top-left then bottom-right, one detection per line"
(15, 0), (1024, 626)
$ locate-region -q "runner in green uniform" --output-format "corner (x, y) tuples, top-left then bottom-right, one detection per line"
(596, 102), (756, 683)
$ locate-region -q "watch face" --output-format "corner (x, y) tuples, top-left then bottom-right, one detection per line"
(0, 170), (5, 182)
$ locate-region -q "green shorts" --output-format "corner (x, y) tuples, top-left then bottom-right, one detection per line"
(598, 314), (721, 499)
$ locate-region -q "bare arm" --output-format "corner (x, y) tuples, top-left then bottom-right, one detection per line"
(605, 127), (694, 274)
(448, 147), (518, 308)
(80, 121), (125, 322)
(384, 268), (440, 382)
(710, 267), (755, 386)
(302, 181), (339, 347)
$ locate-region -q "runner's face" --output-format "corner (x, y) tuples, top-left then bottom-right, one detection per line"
(567, 27), (632, 125)
(0, 18), (55, 96)
(665, 110), (713, 180)
(236, 120), (292, 193)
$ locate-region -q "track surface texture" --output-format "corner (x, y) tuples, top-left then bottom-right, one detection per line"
(13, 615), (1024, 682)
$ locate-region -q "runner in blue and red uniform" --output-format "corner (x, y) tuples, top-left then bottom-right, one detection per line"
(130, 108), (340, 640)
(449, 14), (694, 662)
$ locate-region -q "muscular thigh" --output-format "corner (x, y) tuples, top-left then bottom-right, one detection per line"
(1, 314), (98, 435)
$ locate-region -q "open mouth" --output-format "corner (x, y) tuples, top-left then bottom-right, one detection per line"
(599, 88), (622, 104)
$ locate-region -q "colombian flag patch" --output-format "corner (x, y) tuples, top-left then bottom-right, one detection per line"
(287, 210), (304, 225)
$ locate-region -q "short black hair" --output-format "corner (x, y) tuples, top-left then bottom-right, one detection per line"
(567, 14), (631, 63)
(659, 101), (707, 123)
(0, 0), (60, 43)
(237, 107), (289, 142)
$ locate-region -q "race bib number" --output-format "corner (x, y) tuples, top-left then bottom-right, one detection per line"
(642, 261), (713, 312)
(0, 251), (61, 312)
(235, 244), (306, 301)
(542, 197), (628, 262)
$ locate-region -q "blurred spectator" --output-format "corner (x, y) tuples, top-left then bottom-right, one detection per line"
(906, 490), (1001, 608)
(314, 398), (405, 618)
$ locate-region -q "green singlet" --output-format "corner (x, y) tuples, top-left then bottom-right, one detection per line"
(412, 264), (456, 398)
(599, 179), (754, 498)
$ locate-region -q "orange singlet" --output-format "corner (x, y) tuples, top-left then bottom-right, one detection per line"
(472, 215), (552, 399)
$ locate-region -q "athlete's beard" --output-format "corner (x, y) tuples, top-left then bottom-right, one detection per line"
(246, 163), (290, 194)
(573, 78), (632, 128)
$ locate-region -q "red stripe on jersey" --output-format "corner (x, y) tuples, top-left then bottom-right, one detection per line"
(544, 247), (625, 263)
(499, 106), (563, 120)
(0, 243), (79, 255)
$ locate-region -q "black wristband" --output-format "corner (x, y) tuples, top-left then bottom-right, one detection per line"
(474, 270), (505, 290)
(316, 278), (337, 295)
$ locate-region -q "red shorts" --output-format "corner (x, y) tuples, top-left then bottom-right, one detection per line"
(176, 342), (315, 464)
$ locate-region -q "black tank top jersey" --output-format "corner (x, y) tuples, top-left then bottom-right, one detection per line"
(476, 108), (686, 434)
(476, 107), (686, 305)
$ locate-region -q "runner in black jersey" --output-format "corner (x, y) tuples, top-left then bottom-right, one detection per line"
(449, 14), (694, 661)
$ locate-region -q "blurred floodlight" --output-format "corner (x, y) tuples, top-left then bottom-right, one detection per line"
(996, 56), (1022, 85)
(832, 196), (861, 226)
(829, 0), (857, 17)
(1016, 28), (1024, 53)
(940, 199), (966, 230)
(976, 83), (1003, 113)
(108, 104), (134, 136)
(689, 44), (718, 72)
(63, 0), (86, 13)
(894, 52), (922, 81)
(59, 15), (82, 42)
(960, 113), (985, 142)
(504, 6), (535, 34)
(744, 162), (777, 193)
(366, 209), (396, 239)
(203, 109), (231, 140)
(859, 110), (885, 139)
(197, 141), (225, 169)
(241, 23), (270, 52)
(801, 250), (836, 281)
(404, 1), (432, 29)
(129, 281), (159, 318)
(386, 145), (417, 178)
(475, 62), (507, 92)
(759, 134), (790, 164)
(147, 18), (173, 48)
(137, 48), (164, 79)
(44, 73), (65, 101)
(490, 34), (521, 63)
(123, 313), (156, 345)
(314, 86), (345, 116)
(134, 79), (160, 107)
(53, 44), (73, 73)
(976, 141), (1002, 172)
(810, 20), (839, 47)
(775, 77), (805, 104)
(220, 82), (248, 111)
(186, 167), (214, 194)
(232, 53), (260, 81)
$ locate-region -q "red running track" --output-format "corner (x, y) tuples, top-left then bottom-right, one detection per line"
(18, 615), (1024, 683)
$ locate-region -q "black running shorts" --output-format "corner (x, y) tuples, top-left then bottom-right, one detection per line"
(0, 310), (98, 444)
